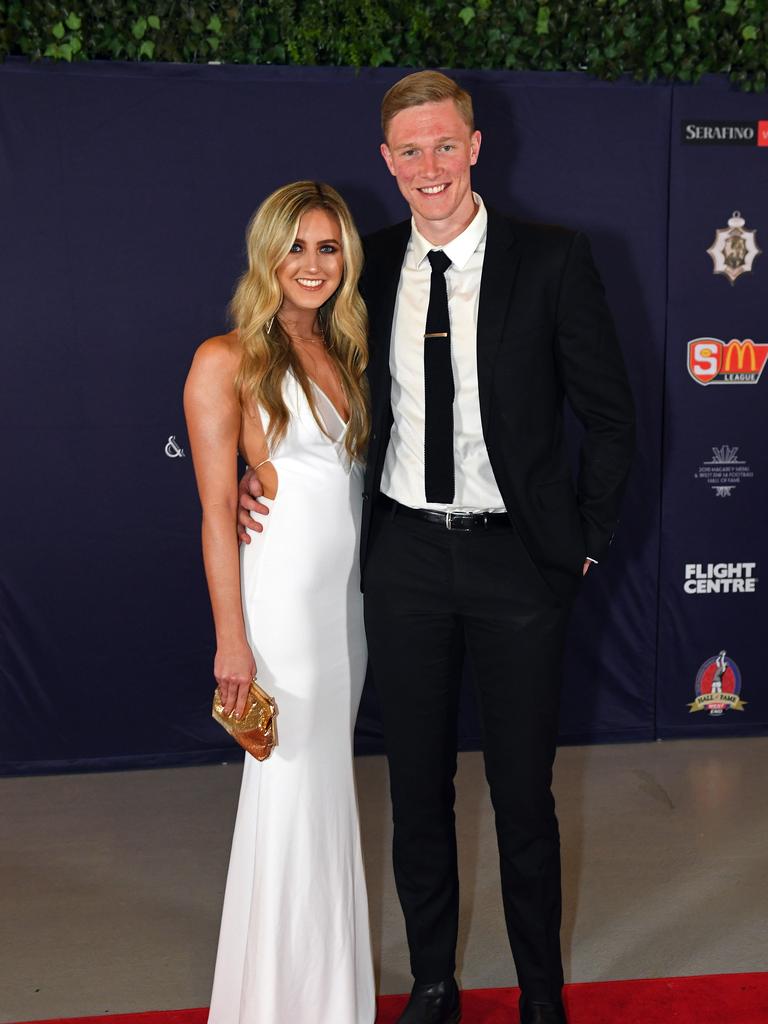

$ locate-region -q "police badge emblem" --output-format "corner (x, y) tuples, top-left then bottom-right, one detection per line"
(707, 211), (761, 284)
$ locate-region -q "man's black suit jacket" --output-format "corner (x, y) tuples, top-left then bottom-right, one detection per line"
(358, 207), (635, 598)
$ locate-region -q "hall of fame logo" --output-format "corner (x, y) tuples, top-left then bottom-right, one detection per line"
(688, 338), (768, 385)
(689, 650), (747, 716)
(695, 446), (753, 497)
(706, 211), (761, 284)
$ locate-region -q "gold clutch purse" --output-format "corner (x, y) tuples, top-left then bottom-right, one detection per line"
(212, 678), (278, 761)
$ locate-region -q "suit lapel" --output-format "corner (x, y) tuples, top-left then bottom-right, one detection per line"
(360, 221), (410, 496)
(476, 209), (520, 436)
(366, 221), (410, 430)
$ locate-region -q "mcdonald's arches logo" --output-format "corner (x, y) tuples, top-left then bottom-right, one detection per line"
(687, 337), (768, 385)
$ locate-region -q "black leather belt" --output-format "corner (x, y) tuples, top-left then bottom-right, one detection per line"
(380, 496), (511, 532)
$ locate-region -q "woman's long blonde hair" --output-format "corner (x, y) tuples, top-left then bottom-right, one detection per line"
(230, 181), (369, 461)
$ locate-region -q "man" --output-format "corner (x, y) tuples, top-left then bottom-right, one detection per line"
(239, 72), (635, 1024)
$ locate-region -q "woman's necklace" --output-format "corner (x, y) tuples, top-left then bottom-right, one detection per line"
(277, 316), (326, 348)
(291, 334), (325, 347)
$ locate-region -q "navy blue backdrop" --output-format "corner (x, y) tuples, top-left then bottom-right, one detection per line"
(0, 61), (764, 774)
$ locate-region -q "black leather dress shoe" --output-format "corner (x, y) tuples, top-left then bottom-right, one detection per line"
(395, 977), (461, 1023)
(519, 993), (567, 1024)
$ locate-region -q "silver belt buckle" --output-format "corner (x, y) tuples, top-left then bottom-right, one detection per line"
(445, 511), (470, 531)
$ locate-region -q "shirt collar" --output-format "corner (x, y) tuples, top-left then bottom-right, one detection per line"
(410, 193), (487, 272)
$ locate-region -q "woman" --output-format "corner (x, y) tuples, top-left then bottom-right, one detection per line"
(183, 181), (375, 1024)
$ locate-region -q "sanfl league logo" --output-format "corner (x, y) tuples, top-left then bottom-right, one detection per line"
(688, 338), (768, 385)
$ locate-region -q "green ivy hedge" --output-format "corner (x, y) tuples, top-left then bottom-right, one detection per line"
(1, 1), (766, 91)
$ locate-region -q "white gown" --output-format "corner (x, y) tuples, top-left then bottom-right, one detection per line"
(208, 373), (375, 1024)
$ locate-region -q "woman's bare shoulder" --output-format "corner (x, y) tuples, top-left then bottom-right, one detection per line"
(192, 329), (242, 373)
(185, 332), (243, 411)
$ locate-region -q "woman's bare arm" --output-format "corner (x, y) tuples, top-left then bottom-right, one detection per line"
(184, 335), (255, 718)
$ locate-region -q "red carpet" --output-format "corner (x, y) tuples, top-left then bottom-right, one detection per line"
(13, 973), (768, 1024)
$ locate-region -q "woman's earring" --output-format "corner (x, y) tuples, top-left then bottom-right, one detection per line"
(265, 316), (275, 334)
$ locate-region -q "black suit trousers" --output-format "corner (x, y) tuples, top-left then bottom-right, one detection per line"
(363, 508), (576, 1000)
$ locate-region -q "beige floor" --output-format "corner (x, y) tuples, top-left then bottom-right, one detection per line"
(1, 738), (766, 1022)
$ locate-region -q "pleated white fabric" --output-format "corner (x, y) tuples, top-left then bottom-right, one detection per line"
(208, 374), (375, 1024)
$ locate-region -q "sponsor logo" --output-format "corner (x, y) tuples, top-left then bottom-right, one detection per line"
(695, 446), (753, 497)
(165, 435), (186, 458)
(706, 211), (761, 284)
(682, 120), (768, 145)
(689, 651), (747, 715)
(684, 563), (758, 594)
(688, 337), (768, 385)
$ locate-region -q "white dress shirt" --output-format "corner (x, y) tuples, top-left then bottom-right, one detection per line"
(380, 195), (506, 513)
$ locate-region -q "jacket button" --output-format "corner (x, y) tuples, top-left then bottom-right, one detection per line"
(362, 493), (369, 501)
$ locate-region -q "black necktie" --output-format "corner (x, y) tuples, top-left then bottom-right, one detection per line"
(424, 249), (454, 503)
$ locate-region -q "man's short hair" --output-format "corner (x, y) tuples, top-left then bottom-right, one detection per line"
(381, 71), (474, 140)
